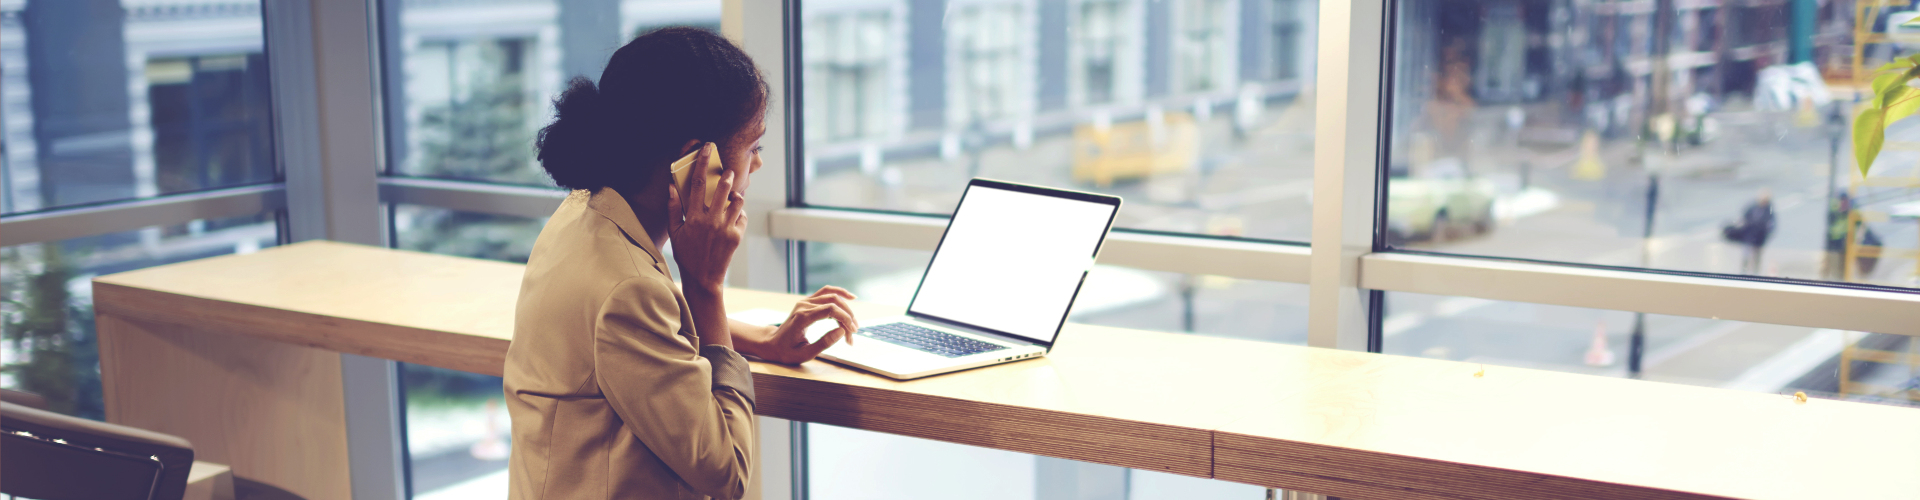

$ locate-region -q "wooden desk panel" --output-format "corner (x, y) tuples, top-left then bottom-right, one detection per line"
(1216, 354), (1920, 500)
(93, 241), (1920, 500)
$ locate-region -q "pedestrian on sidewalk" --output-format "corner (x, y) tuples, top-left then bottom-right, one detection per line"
(1726, 188), (1777, 275)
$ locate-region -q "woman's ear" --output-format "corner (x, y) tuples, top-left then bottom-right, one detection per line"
(679, 139), (702, 156)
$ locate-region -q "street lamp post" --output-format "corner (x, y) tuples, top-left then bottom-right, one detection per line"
(1629, 0), (1675, 378)
(1823, 102), (1846, 280)
(1628, 173), (1660, 377)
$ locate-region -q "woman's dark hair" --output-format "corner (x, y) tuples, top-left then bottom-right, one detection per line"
(536, 27), (768, 193)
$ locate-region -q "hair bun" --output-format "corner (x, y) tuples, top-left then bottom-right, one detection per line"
(552, 77), (602, 122)
(537, 77), (614, 190)
(534, 28), (767, 196)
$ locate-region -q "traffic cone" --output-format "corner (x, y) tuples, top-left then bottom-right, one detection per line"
(470, 398), (510, 461)
(1572, 131), (1605, 181)
(1584, 322), (1616, 367)
(1794, 99), (1820, 128)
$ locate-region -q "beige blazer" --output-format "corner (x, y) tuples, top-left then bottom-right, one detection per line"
(504, 188), (757, 500)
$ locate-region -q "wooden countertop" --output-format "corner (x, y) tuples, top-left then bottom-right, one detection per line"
(92, 241), (1920, 500)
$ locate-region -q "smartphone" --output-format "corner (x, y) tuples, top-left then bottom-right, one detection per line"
(669, 142), (724, 202)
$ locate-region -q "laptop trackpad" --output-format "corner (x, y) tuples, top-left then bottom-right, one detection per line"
(824, 334), (949, 370)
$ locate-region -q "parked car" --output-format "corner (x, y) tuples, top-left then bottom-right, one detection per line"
(1386, 158), (1498, 244)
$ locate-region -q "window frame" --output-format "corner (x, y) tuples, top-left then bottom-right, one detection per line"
(754, 0), (1919, 344)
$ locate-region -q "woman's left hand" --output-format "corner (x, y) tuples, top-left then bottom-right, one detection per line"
(746, 286), (861, 364)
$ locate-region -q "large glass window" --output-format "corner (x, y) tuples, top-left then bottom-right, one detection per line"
(0, 214), (279, 419)
(379, 1), (725, 494)
(796, 1), (1319, 495)
(1383, 291), (1918, 408)
(388, 206), (548, 499)
(0, 0), (279, 421)
(1384, 1), (1916, 290)
(381, 0), (725, 187)
(383, 0), (559, 186)
(1, 0), (276, 214)
(799, 0), (1320, 243)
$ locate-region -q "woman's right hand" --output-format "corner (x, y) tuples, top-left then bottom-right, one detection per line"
(667, 144), (747, 292)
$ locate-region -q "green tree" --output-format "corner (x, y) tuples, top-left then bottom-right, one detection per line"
(415, 40), (544, 185)
(2, 244), (98, 418)
(400, 39), (551, 264)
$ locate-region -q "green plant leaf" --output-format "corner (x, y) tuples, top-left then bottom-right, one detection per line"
(1856, 106), (1887, 177)
(1890, 93), (1920, 126)
(1884, 85), (1913, 111)
(1873, 71), (1909, 107)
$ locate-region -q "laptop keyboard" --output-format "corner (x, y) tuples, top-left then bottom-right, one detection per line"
(858, 323), (1008, 358)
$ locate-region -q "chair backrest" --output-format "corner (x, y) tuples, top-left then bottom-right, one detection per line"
(0, 388), (49, 410)
(2, 401), (195, 500)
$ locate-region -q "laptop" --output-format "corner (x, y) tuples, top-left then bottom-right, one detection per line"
(817, 178), (1122, 380)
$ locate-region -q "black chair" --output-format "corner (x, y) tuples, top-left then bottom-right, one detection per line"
(1, 389), (195, 500)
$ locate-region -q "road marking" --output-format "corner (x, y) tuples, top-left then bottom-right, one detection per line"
(1433, 297), (1496, 316)
(1382, 312), (1426, 338)
(1383, 296), (1498, 338)
(1641, 320), (1746, 369)
(1721, 329), (1848, 393)
(1196, 179), (1315, 210)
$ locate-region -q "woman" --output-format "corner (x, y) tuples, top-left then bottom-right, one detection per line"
(503, 28), (859, 500)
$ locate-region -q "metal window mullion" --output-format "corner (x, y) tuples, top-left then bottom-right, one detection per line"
(266, 1), (400, 500)
(0, 185), (288, 247)
(733, 0), (801, 498)
(1304, 0), (1386, 353)
(378, 177), (567, 219)
(1362, 253), (1920, 337)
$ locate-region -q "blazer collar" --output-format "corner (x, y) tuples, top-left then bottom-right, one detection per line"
(586, 187), (667, 266)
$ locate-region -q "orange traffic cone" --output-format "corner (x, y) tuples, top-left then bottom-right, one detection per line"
(1794, 99), (1820, 128)
(1584, 322), (1616, 367)
(470, 398), (510, 461)
(1573, 131), (1605, 181)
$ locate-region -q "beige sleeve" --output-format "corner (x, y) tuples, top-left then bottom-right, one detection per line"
(593, 276), (756, 499)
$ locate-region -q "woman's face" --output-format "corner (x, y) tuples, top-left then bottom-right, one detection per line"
(719, 116), (768, 196)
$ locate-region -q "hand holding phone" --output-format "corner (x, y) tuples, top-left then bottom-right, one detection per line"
(670, 142), (724, 202)
(665, 140), (745, 292)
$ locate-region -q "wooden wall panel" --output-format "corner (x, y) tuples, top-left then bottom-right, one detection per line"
(98, 313), (353, 500)
(1213, 432), (1729, 500)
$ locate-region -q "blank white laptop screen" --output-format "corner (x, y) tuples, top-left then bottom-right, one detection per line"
(907, 184), (1118, 345)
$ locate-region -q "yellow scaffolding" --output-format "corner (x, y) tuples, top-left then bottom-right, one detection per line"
(1838, 331), (1920, 403)
(1837, 3), (1920, 402)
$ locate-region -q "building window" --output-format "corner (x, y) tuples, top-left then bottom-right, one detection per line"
(946, 1), (1033, 127)
(1270, 0), (1302, 80)
(403, 37), (545, 186)
(1, 0), (278, 421)
(1071, 0), (1137, 106)
(1173, 0), (1235, 94)
(804, 9), (897, 143)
